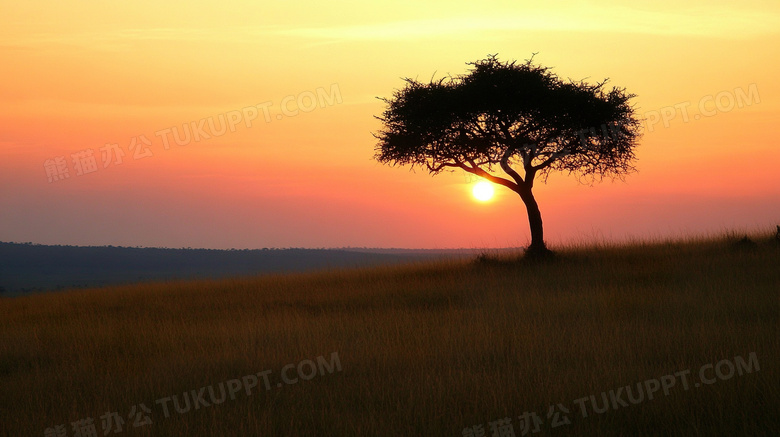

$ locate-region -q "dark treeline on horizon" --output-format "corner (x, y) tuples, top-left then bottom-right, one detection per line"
(0, 242), (475, 295)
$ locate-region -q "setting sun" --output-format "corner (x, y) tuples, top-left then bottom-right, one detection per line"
(472, 181), (495, 202)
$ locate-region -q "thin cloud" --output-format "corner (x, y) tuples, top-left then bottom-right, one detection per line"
(276, 7), (780, 41)
(2, 6), (776, 49)
(0, 26), (282, 49)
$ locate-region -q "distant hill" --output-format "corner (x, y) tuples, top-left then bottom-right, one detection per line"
(0, 242), (484, 295)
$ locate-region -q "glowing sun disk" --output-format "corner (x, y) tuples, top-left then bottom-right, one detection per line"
(472, 181), (494, 202)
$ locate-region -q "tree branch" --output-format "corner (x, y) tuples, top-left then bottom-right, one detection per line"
(460, 160), (520, 193)
(532, 149), (570, 171)
(499, 147), (524, 186)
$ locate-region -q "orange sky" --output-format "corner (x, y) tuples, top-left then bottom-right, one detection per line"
(1, 1), (779, 248)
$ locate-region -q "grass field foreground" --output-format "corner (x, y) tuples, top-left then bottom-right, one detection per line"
(1, 234), (778, 436)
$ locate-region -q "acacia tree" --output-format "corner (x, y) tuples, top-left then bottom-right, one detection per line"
(374, 55), (643, 256)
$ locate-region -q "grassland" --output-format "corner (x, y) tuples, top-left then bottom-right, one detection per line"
(1, 234), (778, 436)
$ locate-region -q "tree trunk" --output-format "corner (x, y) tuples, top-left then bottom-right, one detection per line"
(518, 184), (552, 258)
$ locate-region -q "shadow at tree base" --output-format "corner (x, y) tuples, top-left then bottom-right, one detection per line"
(473, 246), (557, 267)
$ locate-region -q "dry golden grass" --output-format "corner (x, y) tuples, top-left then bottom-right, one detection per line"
(1, 234), (778, 436)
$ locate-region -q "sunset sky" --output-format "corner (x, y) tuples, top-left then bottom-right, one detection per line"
(1, 0), (779, 249)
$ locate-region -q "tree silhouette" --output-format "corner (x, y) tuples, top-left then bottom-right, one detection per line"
(374, 55), (643, 257)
